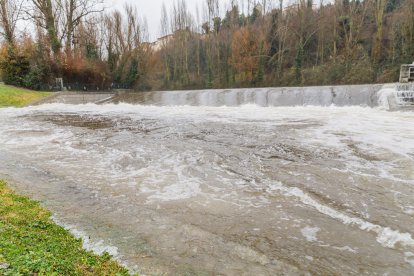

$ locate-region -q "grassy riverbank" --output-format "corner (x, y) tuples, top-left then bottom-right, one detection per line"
(0, 180), (131, 275)
(0, 83), (50, 107)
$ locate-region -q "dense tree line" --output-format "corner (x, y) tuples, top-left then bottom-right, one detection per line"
(0, 0), (413, 91)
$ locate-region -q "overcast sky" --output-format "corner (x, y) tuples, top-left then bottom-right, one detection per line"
(107, 0), (233, 41)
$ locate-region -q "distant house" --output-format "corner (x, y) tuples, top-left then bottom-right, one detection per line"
(150, 30), (205, 52)
(283, 3), (318, 15)
(151, 34), (174, 51)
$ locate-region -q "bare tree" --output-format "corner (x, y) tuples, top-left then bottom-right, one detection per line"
(30, 0), (61, 55)
(29, 0), (103, 57)
(103, 4), (150, 85)
(206, 0), (219, 24)
(59, 0), (104, 56)
(159, 2), (171, 83)
(0, 0), (24, 45)
(372, 0), (386, 63)
(170, 0), (193, 85)
(339, 0), (369, 65)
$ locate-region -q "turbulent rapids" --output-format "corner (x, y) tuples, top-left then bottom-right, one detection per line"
(1, 86), (414, 275)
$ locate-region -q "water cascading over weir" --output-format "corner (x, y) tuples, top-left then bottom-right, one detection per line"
(110, 84), (385, 107)
(35, 83), (410, 110)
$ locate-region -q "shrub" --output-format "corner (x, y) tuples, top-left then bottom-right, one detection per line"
(22, 65), (49, 90)
(376, 65), (400, 83)
(0, 47), (30, 86)
(326, 62), (347, 84)
(342, 58), (374, 84)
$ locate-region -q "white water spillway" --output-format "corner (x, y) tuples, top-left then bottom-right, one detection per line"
(111, 84), (385, 107)
(39, 83), (390, 107)
(37, 83), (412, 111)
(1, 85), (414, 275)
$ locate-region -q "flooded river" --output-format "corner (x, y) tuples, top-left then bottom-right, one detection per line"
(0, 103), (413, 275)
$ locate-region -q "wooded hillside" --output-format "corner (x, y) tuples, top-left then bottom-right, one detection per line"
(0, 0), (413, 91)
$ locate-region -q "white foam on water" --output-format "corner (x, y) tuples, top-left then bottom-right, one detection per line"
(1, 104), (413, 193)
(1, 102), (414, 273)
(301, 226), (320, 242)
(51, 216), (119, 257)
(305, 256), (314, 261)
(308, 109), (414, 161)
(377, 88), (397, 110)
(403, 207), (414, 216)
(268, 182), (414, 249)
(51, 216), (141, 274)
(404, 252), (414, 267)
(332, 245), (357, 253)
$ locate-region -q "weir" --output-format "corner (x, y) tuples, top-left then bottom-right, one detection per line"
(395, 62), (414, 107)
(32, 83), (414, 111)
(111, 84), (385, 107)
(31, 92), (115, 106)
(396, 90), (414, 106)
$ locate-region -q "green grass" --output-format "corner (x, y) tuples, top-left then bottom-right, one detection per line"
(0, 180), (132, 275)
(0, 84), (50, 107)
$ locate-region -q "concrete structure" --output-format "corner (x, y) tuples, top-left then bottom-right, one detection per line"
(34, 83), (414, 111)
(150, 34), (174, 52)
(394, 62), (414, 107)
(111, 84), (386, 107)
(30, 92), (115, 106)
(399, 62), (414, 83)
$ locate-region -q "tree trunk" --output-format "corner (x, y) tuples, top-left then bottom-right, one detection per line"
(0, 0), (14, 46)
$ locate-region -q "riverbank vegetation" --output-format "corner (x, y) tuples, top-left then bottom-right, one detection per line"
(0, 0), (413, 91)
(0, 180), (131, 275)
(0, 83), (49, 107)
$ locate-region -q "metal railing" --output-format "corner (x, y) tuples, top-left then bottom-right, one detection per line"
(37, 83), (132, 92)
(65, 83), (132, 92)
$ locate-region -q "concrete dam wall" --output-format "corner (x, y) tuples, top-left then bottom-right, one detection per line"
(112, 84), (387, 107)
(35, 84), (390, 107)
(31, 92), (115, 106)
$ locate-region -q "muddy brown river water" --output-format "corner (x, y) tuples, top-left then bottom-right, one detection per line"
(0, 103), (413, 275)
